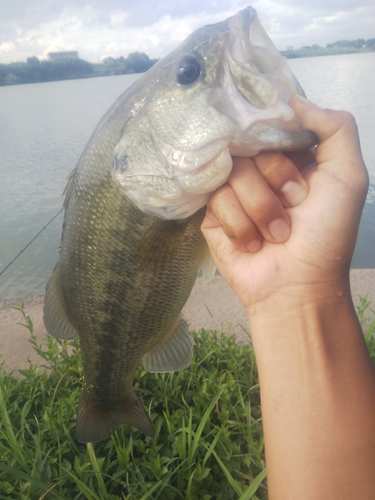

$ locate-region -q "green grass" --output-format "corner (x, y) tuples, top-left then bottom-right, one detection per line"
(0, 298), (374, 499)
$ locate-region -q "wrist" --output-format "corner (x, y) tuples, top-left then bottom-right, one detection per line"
(247, 278), (366, 382)
(245, 273), (352, 321)
(247, 275), (361, 367)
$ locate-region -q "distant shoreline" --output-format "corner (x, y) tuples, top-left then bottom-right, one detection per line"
(281, 47), (374, 59)
(0, 48), (373, 88)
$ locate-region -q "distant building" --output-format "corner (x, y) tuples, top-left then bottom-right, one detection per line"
(287, 46), (294, 51)
(47, 51), (79, 61)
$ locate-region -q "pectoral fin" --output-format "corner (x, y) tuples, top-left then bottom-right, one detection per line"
(43, 264), (77, 339)
(200, 243), (216, 283)
(142, 316), (193, 373)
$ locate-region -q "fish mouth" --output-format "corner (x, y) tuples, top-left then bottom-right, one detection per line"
(226, 7), (306, 102)
(209, 7), (317, 155)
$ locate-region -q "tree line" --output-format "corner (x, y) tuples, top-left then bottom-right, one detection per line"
(0, 52), (158, 86)
(281, 38), (375, 58)
(326, 38), (375, 49)
(1, 38), (374, 86)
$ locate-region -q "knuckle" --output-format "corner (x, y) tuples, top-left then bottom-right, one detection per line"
(354, 164), (369, 195)
(336, 109), (355, 124)
(225, 220), (257, 247)
(256, 153), (288, 176)
(256, 153), (299, 192)
(207, 184), (231, 209)
(250, 191), (278, 219)
(325, 109), (357, 134)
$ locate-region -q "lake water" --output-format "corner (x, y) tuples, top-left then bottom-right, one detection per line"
(0, 52), (374, 300)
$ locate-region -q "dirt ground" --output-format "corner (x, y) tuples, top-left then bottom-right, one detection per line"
(1, 270), (374, 372)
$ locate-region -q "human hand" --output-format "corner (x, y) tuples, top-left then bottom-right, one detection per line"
(201, 97), (369, 314)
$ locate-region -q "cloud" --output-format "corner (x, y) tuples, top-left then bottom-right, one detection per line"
(0, 0), (374, 63)
(252, 0), (375, 48)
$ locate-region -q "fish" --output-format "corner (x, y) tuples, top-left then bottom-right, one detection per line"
(43, 6), (317, 443)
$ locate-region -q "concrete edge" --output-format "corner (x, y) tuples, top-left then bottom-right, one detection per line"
(1, 269), (374, 372)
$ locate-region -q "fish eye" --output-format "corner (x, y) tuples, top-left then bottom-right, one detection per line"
(176, 55), (201, 85)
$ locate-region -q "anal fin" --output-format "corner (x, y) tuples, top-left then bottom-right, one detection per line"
(142, 316), (193, 373)
(43, 263), (77, 339)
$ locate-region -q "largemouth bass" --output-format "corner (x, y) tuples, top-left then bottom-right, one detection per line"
(44, 6), (317, 443)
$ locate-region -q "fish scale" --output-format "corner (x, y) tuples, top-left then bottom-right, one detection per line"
(43, 6), (317, 443)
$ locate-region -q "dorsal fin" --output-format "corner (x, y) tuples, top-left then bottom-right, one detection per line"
(62, 168), (76, 209)
(142, 316), (193, 373)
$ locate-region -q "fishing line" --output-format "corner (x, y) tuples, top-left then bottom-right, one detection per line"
(0, 208), (64, 277)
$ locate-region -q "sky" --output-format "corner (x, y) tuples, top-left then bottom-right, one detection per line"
(0, 0), (374, 64)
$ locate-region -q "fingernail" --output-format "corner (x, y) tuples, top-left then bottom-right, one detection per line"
(246, 238), (262, 253)
(268, 218), (290, 242)
(281, 180), (308, 206)
(291, 95), (309, 105)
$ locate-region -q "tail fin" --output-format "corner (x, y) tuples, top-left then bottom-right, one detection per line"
(76, 394), (154, 443)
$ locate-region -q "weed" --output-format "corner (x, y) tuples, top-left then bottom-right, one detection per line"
(0, 302), (268, 499)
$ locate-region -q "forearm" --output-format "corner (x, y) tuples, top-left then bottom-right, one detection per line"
(249, 285), (375, 499)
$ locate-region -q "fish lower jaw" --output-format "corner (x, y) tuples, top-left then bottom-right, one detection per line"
(124, 185), (207, 217)
(119, 147), (232, 219)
